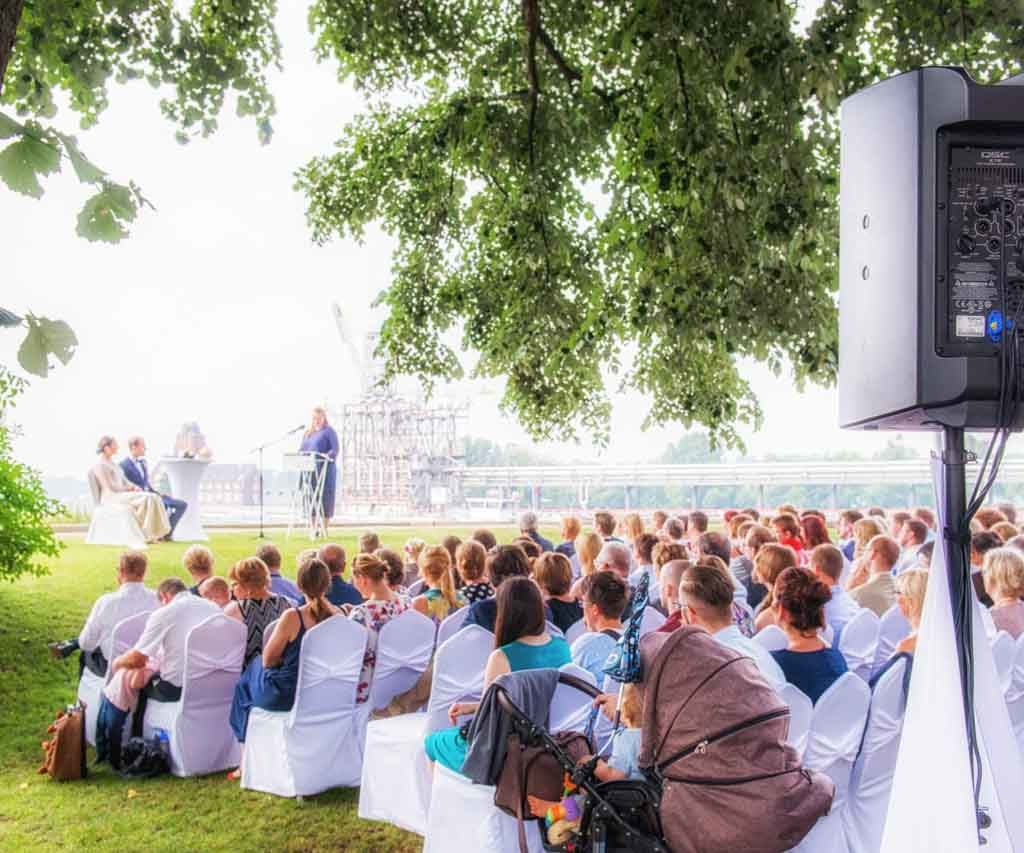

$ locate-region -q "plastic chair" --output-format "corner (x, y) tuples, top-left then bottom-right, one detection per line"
(778, 682), (813, 758)
(85, 469), (148, 548)
(794, 672), (872, 853)
(367, 609), (436, 712)
(242, 616), (368, 797)
(842, 657), (909, 853)
(753, 624), (788, 652)
(436, 606), (470, 647)
(838, 607), (880, 681)
(639, 606), (666, 636)
(141, 613), (245, 777)
(1006, 634), (1024, 758)
(358, 624), (493, 836)
(992, 630), (1016, 695)
(564, 619), (587, 645)
(871, 605), (911, 678)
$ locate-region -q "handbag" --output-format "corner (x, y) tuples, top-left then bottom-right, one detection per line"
(38, 703), (87, 782)
(495, 730), (593, 853)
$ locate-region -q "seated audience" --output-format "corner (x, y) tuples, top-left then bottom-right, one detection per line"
(662, 516), (686, 544)
(571, 571), (627, 685)
(752, 544), (798, 632)
(199, 576), (232, 609)
(993, 521), (1019, 543)
(519, 510), (553, 553)
(403, 538), (426, 587)
(629, 533), (660, 605)
(595, 541), (632, 584)
(892, 569), (928, 657)
(622, 512), (645, 548)
(771, 513), (805, 560)
(441, 534), (463, 590)
(555, 515), (581, 560)
(594, 510), (623, 543)
(888, 511), (912, 542)
(847, 535), (899, 616)
(514, 535), (542, 565)
(657, 559), (692, 632)
(975, 507), (1008, 530)
(995, 501), (1018, 526)
(534, 552), (582, 633)
(970, 531), (1003, 608)
(770, 568), (849, 703)
(349, 553), (411, 703)
(50, 550), (157, 676)
(837, 509), (864, 561)
(224, 557), (291, 666)
(359, 531), (381, 554)
(319, 542), (363, 608)
(741, 524), (777, 609)
(686, 511), (709, 552)
(568, 530), (603, 595)
(809, 544), (859, 645)
(184, 545), (215, 594)
(652, 510), (668, 533)
(912, 506), (936, 533)
(456, 540), (493, 603)
(424, 577), (572, 773)
(376, 547), (408, 596)
(471, 528), (498, 552)
(984, 547), (1024, 639)
(851, 517), (886, 567)
(96, 577), (219, 766)
(256, 543), (303, 605)
(893, 519), (929, 575)
(411, 545), (466, 624)
(677, 561), (785, 687)
(229, 559), (339, 771)
(464, 544), (538, 632)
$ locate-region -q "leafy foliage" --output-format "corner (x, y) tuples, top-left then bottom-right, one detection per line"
(298, 0), (1024, 446)
(0, 369), (62, 582)
(15, 314), (78, 378)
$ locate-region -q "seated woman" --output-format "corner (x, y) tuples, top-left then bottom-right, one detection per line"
(984, 547), (1024, 639)
(349, 553), (410, 704)
(456, 540), (493, 604)
(375, 547), (409, 598)
(228, 558), (338, 776)
(752, 544), (798, 633)
(411, 545), (466, 624)
(535, 552), (583, 633)
(568, 531), (605, 599)
(424, 577), (572, 774)
(92, 436), (170, 543)
(223, 557), (292, 666)
(770, 567), (848, 704)
(871, 569), (928, 686)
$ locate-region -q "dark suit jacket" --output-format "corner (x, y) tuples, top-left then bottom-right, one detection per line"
(120, 457), (154, 492)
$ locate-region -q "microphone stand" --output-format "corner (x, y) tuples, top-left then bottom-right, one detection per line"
(250, 425), (305, 539)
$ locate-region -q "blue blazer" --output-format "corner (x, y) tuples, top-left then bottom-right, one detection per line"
(120, 457), (154, 492)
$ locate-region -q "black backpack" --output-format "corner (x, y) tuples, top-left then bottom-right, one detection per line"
(118, 736), (170, 779)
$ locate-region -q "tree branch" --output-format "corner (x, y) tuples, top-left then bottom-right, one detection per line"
(0, 0), (25, 98)
(522, 0), (541, 168)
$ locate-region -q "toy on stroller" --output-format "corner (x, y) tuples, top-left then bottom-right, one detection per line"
(493, 627), (835, 853)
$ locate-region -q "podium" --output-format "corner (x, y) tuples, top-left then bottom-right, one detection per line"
(161, 457), (210, 542)
(283, 452), (328, 540)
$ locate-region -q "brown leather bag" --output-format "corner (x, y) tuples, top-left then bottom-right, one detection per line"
(38, 704), (87, 782)
(495, 730), (592, 853)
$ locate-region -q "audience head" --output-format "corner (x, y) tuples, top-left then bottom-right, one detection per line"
(440, 534), (461, 563)
(317, 543), (347, 576)
(593, 511), (617, 538)
(771, 513), (800, 542)
(867, 506), (887, 519)
(199, 576), (231, 608)
(895, 569), (929, 629)
(800, 515), (830, 549)
(901, 519), (929, 548)
(455, 540), (487, 585)
(678, 561), (735, 631)
(634, 533), (658, 566)
(297, 557), (333, 623)
(659, 559), (692, 615)
(776, 503), (799, 518)
(471, 528), (498, 552)
(975, 507), (1008, 530)
(595, 541), (631, 580)
(518, 511), (539, 534)
(652, 510), (668, 531)
(157, 577), (187, 603)
(513, 536), (542, 562)
(575, 531), (603, 576)
(255, 542), (282, 572)
(727, 513), (754, 540)
(494, 576), (546, 648)
(971, 530), (1004, 567)
(296, 548), (317, 570)
(418, 544), (457, 606)
(560, 515), (581, 544)
(358, 531), (381, 554)
(852, 517), (885, 558)
(1007, 534), (1024, 555)
(375, 547), (406, 589)
(992, 521), (1019, 543)
(404, 537), (426, 565)
(753, 543), (798, 611)
(889, 510), (911, 540)
(117, 550), (148, 582)
(838, 509), (863, 539)
(983, 547), (1024, 603)
(697, 532), (731, 566)
(486, 544), (532, 588)
(912, 507), (936, 529)
(623, 512), (644, 542)
(809, 544), (843, 587)
(580, 571), (628, 630)
(652, 541), (688, 572)
(533, 552), (573, 597)
(995, 502), (1018, 526)
(743, 524), (777, 559)
(663, 517), (686, 541)
(182, 544), (214, 581)
(619, 682), (643, 729)
(773, 567), (831, 635)
(867, 535), (900, 573)
(229, 557), (271, 598)
(689, 511), (709, 536)
(740, 507), (760, 521)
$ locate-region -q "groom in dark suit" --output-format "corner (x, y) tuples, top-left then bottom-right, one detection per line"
(121, 436), (187, 541)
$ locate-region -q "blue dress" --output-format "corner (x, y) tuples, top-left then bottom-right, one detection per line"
(424, 636), (572, 771)
(299, 425), (340, 519)
(230, 617), (307, 742)
(771, 647), (848, 704)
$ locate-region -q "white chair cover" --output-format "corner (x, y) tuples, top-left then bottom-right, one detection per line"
(639, 606), (666, 636)
(752, 624), (788, 652)
(546, 620), (565, 638)
(564, 619), (587, 645)
(367, 609), (436, 711)
(843, 656), (909, 853)
(872, 605), (911, 678)
(992, 631), (1015, 695)
(436, 607), (470, 647)
(242, 616), (368, 797)
(359, 624), (492, 835)
(795, 672), (871, 853)
(550, 664), (597, 732)
(142, 613), (245, 777)
(1007, 634), (1024, 758)
(778, 682), (813, 758)
(838, 606), (880, 681)
(820, 624), (835, 647)
(85, 469), (148, 548)
(79, 609), (153, 746)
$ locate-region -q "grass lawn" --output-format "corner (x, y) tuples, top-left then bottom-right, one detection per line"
(0, 526), (542, 852)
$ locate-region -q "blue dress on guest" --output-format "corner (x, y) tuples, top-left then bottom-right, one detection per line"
(300, 425), (340, 519)
(230, 617), (307, 742)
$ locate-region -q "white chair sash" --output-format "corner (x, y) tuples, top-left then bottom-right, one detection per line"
(838, 607), (880, 681)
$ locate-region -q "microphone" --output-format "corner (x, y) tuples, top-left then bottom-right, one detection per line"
(290, 424), (305, 434)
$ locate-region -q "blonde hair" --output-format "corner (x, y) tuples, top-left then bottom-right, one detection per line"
(852, 517), (885, 559)
(304, 406), (328, 438)
(352, 553), (388, 584)
(183, 545), (214, 578)
(984, 547), (1024, 600)
(229, 557), (271, 594)
(992, 521), (1019, 543)
(753, 543), (798, 614)
(575, 531), (603, 576)
(199, 576), (231, 604)
(620, 682), (642, 729)
(560, 515), (581, 543)
(419, 545), (457, 608)
(623, 513), (644, 542)
(895, 569), (929, 626)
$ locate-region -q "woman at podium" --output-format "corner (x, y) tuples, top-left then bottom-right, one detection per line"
(300, 407), (340, 524)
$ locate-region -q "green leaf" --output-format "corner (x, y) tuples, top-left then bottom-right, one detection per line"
(75, 183), (138, 243)
(16, 316), (78, 378)
(0, 112), (23, 140)
(57, 132), (105, 184)
(0, 135), (61, 198)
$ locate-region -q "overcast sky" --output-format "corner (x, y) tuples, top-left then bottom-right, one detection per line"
(1, 3), (939, 479)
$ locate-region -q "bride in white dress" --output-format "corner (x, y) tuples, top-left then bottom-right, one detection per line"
(92, 436), (171, 542)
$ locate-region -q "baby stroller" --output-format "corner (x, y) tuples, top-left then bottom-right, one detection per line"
(493, 627), (835, 853)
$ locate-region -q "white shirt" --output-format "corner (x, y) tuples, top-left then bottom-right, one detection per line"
(713, 624), (786, 688)
(824, 586), (860, 645)
(135, 591), (219, 686)
(78, 581), (158, 661)
(892, 546), (921, 576)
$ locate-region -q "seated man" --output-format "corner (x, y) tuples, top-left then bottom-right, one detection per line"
(519, 510), (554, 553)
(595, 541), (632, 583)
(48, 550), (157, 677)
(809, 544), (859, 646)
(628, 533), (660, 607)
(256, 542), (303, 605)
(657, 559), (692, 633)
(120, 436), (187, 540)
(183, 544), (215, 594)
(892, 519), (929, 575)
(95, 577), (219, 767)
(319, 543), (363, 608)
(570, 571), (627, 686)
(847, 535), (899, 617)
(199, 576), (232, 609)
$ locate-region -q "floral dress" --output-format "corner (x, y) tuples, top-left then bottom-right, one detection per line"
(460, 581), (494, 605)
(348, 597), (410, 703)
